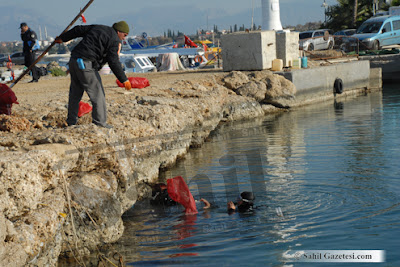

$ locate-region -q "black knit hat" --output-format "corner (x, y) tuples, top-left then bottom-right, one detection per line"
(19, 22), (27, 29)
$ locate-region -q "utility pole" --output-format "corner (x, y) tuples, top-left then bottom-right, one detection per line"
(373, 0), (379, 16)
(321, 0), (329, 23)
(207, 9), (209, 32)
(251, 0), (255, 31)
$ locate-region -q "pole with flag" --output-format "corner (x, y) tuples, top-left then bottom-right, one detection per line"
(184, 35), (198, 48)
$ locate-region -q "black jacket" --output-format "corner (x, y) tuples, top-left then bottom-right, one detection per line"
(60, 25), (127, 83)
(21, 28), (37, 55)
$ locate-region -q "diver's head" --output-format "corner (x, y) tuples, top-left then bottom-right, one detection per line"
(239, 191), (255, 204)
(150, 183), (177, 206)
(237, 191), (255, 212)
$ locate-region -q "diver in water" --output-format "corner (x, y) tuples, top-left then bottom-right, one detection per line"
(150, 182), (210, 210)
(227, 191), (255, 214)
(150, 183), (177, 206)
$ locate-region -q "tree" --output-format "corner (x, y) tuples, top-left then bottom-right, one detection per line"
(392, 0), (400, 6)
(353, 0), (358, 27)
(325, 0), (373, 32)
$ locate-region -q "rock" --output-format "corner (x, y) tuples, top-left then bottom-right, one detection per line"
(264, 74), (297, 107)
(235, 81), (267, 102)
(222, 70), (297, 108)
(223, 71), (249, 90)
(0, 115), (31, 132)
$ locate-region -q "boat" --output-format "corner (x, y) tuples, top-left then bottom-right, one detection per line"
(121, 33), (208, 69)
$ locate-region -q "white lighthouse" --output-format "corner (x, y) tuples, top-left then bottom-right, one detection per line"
(262, 0), (283, 31)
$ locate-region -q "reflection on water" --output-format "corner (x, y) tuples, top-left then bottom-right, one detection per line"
(116, 86), (400, 266)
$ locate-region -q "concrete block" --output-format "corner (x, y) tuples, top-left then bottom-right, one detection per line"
(276, 31), (300, 67)
(277, 61), (370, 101)
(221, 31), (276, 71)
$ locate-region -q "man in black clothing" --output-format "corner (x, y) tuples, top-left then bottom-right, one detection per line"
(20, 22), (40, 83)
(55, 21), (132, 128)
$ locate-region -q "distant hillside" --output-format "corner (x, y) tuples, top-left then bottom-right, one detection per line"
(0, 6), (62, 41)
(0, 3), (324, 41)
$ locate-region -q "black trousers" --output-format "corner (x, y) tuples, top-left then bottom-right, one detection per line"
(24, 51), (40, 81)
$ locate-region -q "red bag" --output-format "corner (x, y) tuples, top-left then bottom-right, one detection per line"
(78, 101), (92, 117)
(0, 83), (18, 115)
(0, 83), (18, 105)
(167, 176), (198, 215)
(0, 104), (12, 115)
(116, 77), (150, 89)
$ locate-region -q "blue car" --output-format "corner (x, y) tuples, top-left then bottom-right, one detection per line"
(350, 15), (400, 50)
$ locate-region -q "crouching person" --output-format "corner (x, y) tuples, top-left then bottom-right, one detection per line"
(55, 21), (132, 128)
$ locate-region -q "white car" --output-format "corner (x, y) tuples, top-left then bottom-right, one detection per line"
(299, 29), (335, 51)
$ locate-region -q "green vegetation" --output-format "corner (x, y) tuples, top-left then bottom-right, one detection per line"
(324, 0), (400, 32)
(48, 67), (67, 77)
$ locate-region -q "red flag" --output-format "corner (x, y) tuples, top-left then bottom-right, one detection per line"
(167, 176), (198, 215)
(184, 35), (198, 48)
(81, 9), (87, 23)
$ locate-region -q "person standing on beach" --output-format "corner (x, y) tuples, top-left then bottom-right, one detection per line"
(20, 22), (41, 83)
(55, 21), (132, 128)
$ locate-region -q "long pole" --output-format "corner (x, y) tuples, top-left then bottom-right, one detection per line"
(9, 0), (95, 88)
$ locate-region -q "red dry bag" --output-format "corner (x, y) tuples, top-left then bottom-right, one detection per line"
(0, 83), (19, 115)
(167, 176), (198, 215)
(116, 77), (150, 89)
(78, 101), (92, 117)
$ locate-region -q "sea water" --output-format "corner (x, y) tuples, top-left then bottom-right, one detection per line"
(117, 85), (400, 266)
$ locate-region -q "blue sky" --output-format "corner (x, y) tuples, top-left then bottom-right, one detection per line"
(1, 0), (338, 41)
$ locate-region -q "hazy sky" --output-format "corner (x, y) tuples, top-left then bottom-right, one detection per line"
(1, 0), (338, 40)
(4, 0), (337, 26)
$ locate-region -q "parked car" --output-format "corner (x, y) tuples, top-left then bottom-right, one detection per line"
(0, 51), (42, 66)
(347, 15), (400, 50)
(299, 29), (335, 51)
(0, 52), (25, 66)
(333, 29), (356, 49)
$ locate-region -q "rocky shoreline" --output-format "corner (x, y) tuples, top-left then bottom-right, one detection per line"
(0, 68), (377, 266)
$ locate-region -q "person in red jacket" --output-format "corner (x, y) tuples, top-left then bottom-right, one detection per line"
(55, 21), (132, 128)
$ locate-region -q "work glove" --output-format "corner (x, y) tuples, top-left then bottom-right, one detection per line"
(54, 37), (63, 44)
(123, 80), (132, 90)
